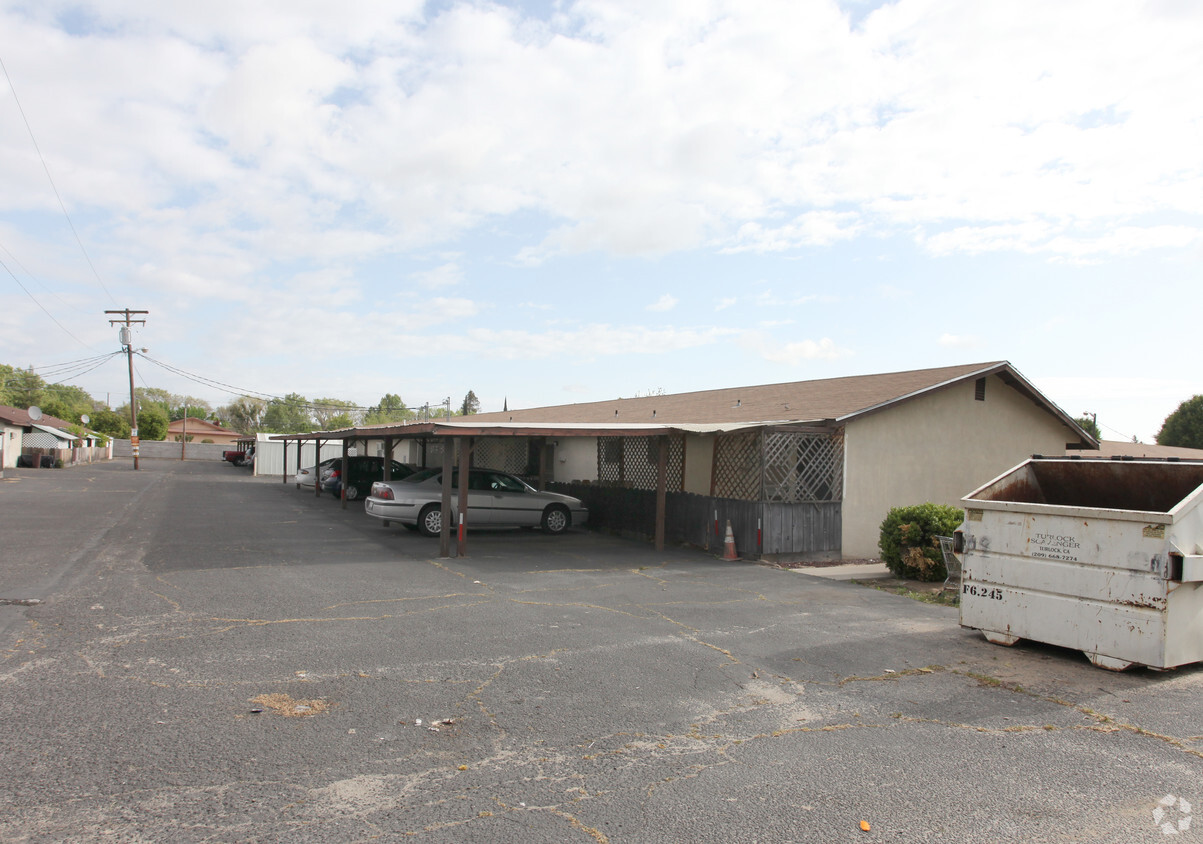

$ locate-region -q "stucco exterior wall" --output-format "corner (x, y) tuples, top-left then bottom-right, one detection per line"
(554, 437), (597, 483)
(2, 425), (21, 468)
(683, 434), (714, 495)
(841, 375), (1079, 558)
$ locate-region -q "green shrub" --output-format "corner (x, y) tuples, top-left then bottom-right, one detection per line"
(879, 503), (964, 581)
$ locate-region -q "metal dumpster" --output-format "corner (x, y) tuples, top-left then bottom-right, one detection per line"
(959, 457), (1203, 671)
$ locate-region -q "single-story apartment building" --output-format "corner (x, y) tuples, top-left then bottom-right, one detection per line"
(275, 361), (1097, 561)
(458, 361), (1096, 559)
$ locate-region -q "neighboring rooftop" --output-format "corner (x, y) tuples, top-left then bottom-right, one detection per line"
(0, 405), (75, 430)
(166, 417), (243, 436)
(1085, 440), (1203, 460)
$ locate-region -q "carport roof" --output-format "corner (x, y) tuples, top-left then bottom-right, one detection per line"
(31, 423), (78, 441)
(271, 420), (797, 442)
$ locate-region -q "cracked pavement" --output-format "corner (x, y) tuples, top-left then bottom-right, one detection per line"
(2, 460), (1202, 842)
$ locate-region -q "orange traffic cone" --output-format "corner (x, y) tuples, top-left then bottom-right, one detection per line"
(722, 520), (738, 561)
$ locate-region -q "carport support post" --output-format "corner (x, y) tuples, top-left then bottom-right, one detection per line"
(282, 439), (289, 484)
(439, 438), (453, 558)
(655, 435), (667, 552)
(383, 437), (393, 480)
(314, 438), (324, 497)
(295, 437), (303, 488)
(340, 439), (350, 509)
(536, 437), (548, 491)
(457, 436), (472, 557)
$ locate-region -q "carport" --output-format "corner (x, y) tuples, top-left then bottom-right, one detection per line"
(272, 421), (739, 559)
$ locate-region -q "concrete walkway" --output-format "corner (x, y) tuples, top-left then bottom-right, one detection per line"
(788, 560), (891, 580)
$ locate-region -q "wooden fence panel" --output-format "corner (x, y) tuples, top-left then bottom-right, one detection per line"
(550, 485), (835, 560)
(762, 501), (841, 556)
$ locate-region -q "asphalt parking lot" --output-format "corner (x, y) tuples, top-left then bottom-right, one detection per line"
(2, 459), (1202, 843)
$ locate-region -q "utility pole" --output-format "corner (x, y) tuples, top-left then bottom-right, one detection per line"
(106, 309), (148, 470)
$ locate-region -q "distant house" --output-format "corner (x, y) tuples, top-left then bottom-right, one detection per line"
(166, 417), (243, 445)
(459, 361), (1096, 559)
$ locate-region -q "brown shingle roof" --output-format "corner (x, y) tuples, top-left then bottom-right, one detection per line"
(166, 417), (243, 436)
(467, 362), (1012, 425)
(0, 405), (75, 429)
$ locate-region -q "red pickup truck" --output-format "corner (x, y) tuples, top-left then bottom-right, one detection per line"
(222, 450), (246, 464)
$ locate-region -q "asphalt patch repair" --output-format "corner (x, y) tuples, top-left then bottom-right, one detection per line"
(250, 693), (333, 717)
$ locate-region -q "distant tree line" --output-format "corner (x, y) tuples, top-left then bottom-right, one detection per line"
(0, 363), (485, 441)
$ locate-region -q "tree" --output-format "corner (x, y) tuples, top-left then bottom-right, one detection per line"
(214, 397), (266, 434)
(4, 366), (44, 409)
(1074, 415), (1101, 441)
(136, 405), (170, 441)
(460, 390), (481, 416)
(169, 396), (213, 421)
(135, 387), (174, 415)
(90, 407), (131, 439)
(363, 393), (413, 426)
(261, 393), (313, 434)
(312, 397), (361, 430)
(42, 384), (97, 424)
(1157, 396), (1203, 449)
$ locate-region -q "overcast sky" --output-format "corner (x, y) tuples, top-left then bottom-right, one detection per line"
(1, 0), (1200, 440)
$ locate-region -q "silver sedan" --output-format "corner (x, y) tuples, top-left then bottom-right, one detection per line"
(365, 467), (588, 537)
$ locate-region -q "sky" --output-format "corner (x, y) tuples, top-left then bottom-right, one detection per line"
(0, 0), (1200, 442)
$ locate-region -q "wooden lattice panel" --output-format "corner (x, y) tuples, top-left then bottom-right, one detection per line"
(598, 437), (624, 485)
(473, 437), (528, 475)
(423, 439), (445, 469)
(596, 436), (683, 491)
(763, 431), (843, 502)
(712, 431), (762, 501)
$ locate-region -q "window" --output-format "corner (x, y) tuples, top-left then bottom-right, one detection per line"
(975, 378), (986, 401)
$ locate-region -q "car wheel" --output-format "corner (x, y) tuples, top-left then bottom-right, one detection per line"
(346, 485), (361, 501)
(541, 505), (570, 535)
(418, 504), (443, 537)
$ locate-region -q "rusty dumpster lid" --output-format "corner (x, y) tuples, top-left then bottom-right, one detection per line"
(964, 457), (1203, 517)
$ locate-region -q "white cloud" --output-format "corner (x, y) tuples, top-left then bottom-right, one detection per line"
(875, 285), (911, 301)
(426, 297), (481, 322)
(411, 262), (463, 289)
(715, 297), (737, 311)
(3, 0), (1200, 274)
(725, 212), (864, 253)
(739, 333), (851, 365)
(647, 294), (678, 312)
(938, 333), (980, 349)
(458, 324), (738, 361)
(753, 289), (825, 307)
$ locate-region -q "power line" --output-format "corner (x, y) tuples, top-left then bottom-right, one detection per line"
(0, 253), (95, 350)
(0, 237), (94, 319)
(0, 52), (118, 306)
(134, 352), (447, 415)
(42, 352), (123, 385)
(33, 353), (119, 375)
